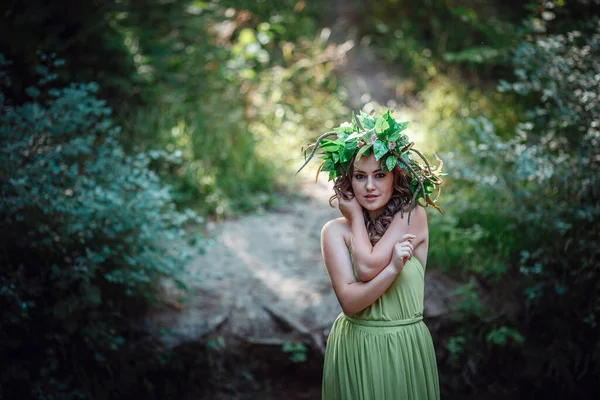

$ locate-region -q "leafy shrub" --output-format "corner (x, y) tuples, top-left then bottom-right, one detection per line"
(120, 6), (348, 216)
(0, 54), (203, 399)
(433, 16), (600, 399)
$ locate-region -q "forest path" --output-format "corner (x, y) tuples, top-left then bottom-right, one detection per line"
(148, 174), (455, 356)
(148, 176), (342, 349)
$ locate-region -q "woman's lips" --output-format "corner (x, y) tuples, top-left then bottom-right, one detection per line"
(365, 195), (379, 202)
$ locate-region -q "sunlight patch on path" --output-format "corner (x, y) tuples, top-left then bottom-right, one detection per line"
(221, 228), (324, 308)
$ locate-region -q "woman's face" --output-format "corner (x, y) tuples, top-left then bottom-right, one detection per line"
(351, 154), (394, 217)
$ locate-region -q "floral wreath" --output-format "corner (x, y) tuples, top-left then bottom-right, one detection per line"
(296, 109), (444, 221)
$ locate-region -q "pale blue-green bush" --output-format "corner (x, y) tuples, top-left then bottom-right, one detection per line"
(0, 54), (203, 399)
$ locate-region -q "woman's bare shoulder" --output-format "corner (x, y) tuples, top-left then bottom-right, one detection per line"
(321, 217), (351, 245)
(410, 205), (430, 242)
(389, 204), (429, 240)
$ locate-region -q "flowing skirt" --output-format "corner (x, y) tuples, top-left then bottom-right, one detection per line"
(322, 313), (440, 400)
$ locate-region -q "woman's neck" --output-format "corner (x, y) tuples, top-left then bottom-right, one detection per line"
(367, 208), (384, 220)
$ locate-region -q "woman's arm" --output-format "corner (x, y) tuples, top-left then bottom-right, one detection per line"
(321, 220), (413, 316)
(349, 211), (416, 282)
(339, 200), (425, 282)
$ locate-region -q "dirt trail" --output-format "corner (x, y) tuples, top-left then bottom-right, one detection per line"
(148, 175), (456, 352)
(148, 177), (340, 348)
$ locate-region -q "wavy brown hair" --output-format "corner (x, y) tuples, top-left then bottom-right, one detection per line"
(329, 157), (413, 245)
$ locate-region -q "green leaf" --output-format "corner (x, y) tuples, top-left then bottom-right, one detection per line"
(375, 116), (390, 135)
(339, 141), (358, 173)
(351, 113), (359, 132)
(385, 155), (397, 172)
(320, 139), (340, 153)
(373, 140), (388, 160)
(357, 111), (376, 130)
(338, 147), (347, 164)
(282, 342), (293, 352)
(388, 132), (401, 142)
(486, 326), (525, 347)
(343, 140), (358, 161)
(397, 121), (409, 132)
(320, 160), (334, 172)
(397, 133), (409, 147)
(382, 109), (396, 131)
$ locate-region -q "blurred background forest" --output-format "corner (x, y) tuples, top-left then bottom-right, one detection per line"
(1, 0), (599, 399)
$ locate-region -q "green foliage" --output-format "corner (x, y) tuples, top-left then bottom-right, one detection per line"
(445, 336), (467, 362)
(357, 0), (525, 91)
(0, 56), (203, 399)
(431, 11), (600, 398)
(452, 280), (487, 321)
(486, 326), (525, 347)
(0, 0), (193, 107)
(281, 341), (307, 363)
(116, 3), (348, 216)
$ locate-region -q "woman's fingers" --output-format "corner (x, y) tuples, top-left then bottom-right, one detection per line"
(397, 234), (415, 258)
(398, 241), (413, 253)
(394, 243), (413, 263)
(398, 243), (413, 259)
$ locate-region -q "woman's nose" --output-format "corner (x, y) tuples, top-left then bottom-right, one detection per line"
(366, 177), (375, 191)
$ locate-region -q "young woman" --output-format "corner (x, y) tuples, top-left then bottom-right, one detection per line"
(297, 110), (443, 399)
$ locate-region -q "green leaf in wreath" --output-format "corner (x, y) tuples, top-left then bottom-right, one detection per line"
(328, 169), (339, 181)
(343, 140), (358, 160)
(385, 155), (397, 172)
(382, 109), (396, 131)
(357, 110), (376, 130)
(320, 139), (339, 153)
(397, 134), (409, 148)
(351, 112), (359, 132)
(388, 132), (400, 142)
(321, 160), (334, 172)
(373, 140), (388, 160)
(375, 116), (390, 135)
(338, 147), (346, 163)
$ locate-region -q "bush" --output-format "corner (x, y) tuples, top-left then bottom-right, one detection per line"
(0, 54), (203, 399)
(120, 5), (349, 216)
(433, 16), (600, 399)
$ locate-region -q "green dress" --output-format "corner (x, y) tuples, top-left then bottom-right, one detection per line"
(322, 249), (440, 400)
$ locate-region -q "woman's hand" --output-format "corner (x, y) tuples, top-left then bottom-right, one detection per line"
(338, 195), (363, 221)
(391, 234), (415, 274)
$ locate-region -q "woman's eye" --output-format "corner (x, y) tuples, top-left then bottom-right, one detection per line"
(354, 174), (365, 179)
(376, 173), (386, 178)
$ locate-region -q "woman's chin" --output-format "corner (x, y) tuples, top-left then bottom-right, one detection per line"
(359, 201), (384, 212)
